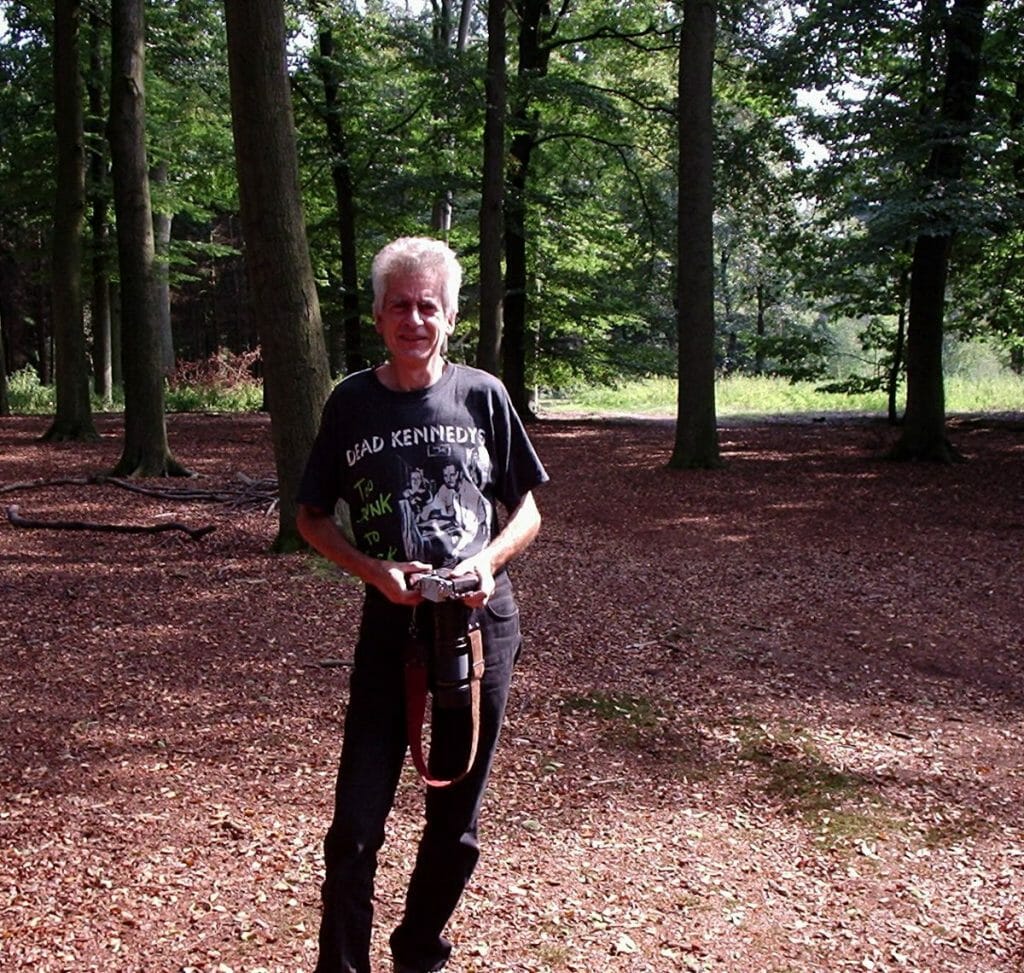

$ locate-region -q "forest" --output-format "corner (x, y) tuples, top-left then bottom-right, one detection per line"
(1, 1), (1022, 509)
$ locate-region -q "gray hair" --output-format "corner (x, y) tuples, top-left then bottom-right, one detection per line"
(371, 237), (462, 318)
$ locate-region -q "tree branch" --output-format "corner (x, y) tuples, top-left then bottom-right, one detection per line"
(5, 504), (216, 541)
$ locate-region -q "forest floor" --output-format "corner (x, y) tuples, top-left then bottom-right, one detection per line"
(1, 410), (1022, 973)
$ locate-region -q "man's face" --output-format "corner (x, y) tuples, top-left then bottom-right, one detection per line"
(375, 271), (455, 369)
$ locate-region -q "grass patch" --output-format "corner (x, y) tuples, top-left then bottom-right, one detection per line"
(540, 369), (1024, 419)
(561, 690), (657, 727)
(732, 718), (898, 847)
(561, 690), (660, 751)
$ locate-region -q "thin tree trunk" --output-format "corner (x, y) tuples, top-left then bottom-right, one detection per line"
(44, 0), (98, 443)
(87, 8), (112, 404)
(888, 266), (909, 425)
(107, 0), (188, 476)
(669, 0), (720, 470)
(224, 0), (332, 551)
(151, 161), (175, 376)
(316, 27), (363, 376)
(476, 0), (507, 376)
(502, 0), (551, 421)
(891, 0), (988, 462)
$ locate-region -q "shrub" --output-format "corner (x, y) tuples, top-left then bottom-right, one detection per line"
(165, 347), (263, 413)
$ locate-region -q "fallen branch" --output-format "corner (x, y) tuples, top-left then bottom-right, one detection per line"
(5, 504), (216, 541)
(0, 472), (279, 512)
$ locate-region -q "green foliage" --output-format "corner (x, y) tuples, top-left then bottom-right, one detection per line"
(6, 366), (54, 413)
(165, 348), (263, 413)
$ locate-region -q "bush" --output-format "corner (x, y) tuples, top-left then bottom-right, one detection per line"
(165, 347), (263, 413)
(6, 366), (54, 414)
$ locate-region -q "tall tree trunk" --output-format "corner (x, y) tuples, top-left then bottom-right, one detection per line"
(316, 27), (363, 377)
(150, 161), (175, 376)
(44, 0), (98, 443)
(107, 0), (188, 476)
(669, 0), (720, 470)
(476, 0), (507, 376)
(224, 0), (332, 552)
(891, 0), (988, 462)
(87, 8), (112, 405)
(503, 0), (552, 421)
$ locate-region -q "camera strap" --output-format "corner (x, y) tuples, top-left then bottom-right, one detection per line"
(404, 626), (485, 788)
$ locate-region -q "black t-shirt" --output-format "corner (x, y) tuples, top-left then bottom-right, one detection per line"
(298, 364), (548, 569)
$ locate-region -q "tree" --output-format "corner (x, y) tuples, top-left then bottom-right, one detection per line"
(891, 0), (989, 462)
(313, 24), (364, 376)
(42, 0), (98, 443)
(107, 0), (189, 476)
(669, 0), (720, 469)
(224, 0), (332, 551)
(86, 6), (113, 404)
(476, 0), (507, 376)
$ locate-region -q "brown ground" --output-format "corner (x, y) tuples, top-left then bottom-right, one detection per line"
(1, 411), (1022, 973)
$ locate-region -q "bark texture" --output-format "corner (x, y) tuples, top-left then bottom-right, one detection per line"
(107, 0), (186, 476)
(224, 0), (332, 550)
(670, 0), (721, 469)
(44, 0), (98, 443)
(891, 0), (988, 462)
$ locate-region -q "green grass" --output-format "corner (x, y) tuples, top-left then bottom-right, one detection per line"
(540, 370), (1024, 419)
(7, 359), (1021, 418)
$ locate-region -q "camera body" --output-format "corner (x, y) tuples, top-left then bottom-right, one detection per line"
(413, 570), (478, 603)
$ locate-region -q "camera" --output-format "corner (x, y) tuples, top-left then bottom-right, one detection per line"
(412, 570), (479, 603)
(410, 570), (480, 709)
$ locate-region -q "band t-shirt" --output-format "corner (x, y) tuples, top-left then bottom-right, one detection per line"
(298, 364), (548, 569)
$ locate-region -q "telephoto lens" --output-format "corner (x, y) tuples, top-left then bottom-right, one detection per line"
(430, 600), (473, 709)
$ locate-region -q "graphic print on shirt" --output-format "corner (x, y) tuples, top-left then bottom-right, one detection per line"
(345, 418), (494, 567)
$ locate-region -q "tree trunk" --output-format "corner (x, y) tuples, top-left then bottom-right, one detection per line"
(316, 27), (363, 377)
(224, 0), (332, 552)
(87, 9), (112, 405)
(891, 0), (988, 462)
(44, 0), (99, 444)
(476, 0), (507, 377)
(502, 0), (551, 421)
(669, 0), (720, 470)
(150, 161), (175, 376)
(888, 266), (909, 425)
(107, 0), (188, 476)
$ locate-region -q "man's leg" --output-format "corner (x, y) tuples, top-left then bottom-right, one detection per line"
(316, 599), (411, 973)
(389, 577), (522, 971)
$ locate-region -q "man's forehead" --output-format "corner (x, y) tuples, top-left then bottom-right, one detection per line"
(385, 271), (444, 301)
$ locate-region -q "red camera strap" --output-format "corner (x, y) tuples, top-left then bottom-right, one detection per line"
(404, 628), (485, 788)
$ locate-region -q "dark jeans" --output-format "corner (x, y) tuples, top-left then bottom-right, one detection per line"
(314, 573), (522, 973)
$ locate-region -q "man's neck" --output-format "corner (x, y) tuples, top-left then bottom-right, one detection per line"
(376, 359), (446, 392)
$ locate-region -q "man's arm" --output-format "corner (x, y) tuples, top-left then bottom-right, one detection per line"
(296, 503), (429, 605)
(455, 491), (542, 606)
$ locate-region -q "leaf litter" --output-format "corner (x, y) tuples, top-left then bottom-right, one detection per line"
(1, 411), (1022, 972)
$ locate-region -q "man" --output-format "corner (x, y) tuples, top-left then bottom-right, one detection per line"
(297, 237), (548, 973)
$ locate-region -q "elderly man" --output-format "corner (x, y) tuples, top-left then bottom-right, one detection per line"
(297, 237), (547, 973)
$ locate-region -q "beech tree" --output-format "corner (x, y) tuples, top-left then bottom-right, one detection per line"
(224, 0), (332, 551)
(43, 0), (97, 443)
(107, 0), (188, 476)
(476, 0), (507, 376)
(670, 0), (720, 469)
(891, 0), (989, 462)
